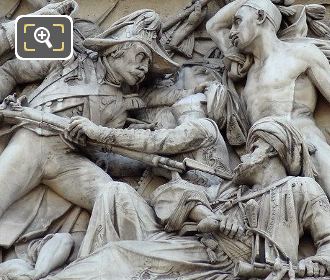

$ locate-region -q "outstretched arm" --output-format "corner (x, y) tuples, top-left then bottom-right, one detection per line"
(306, 45), (330, 103)
(0, 58), (58, 101)
(206, 0), (246, 55)
(65, 117), (218, 155)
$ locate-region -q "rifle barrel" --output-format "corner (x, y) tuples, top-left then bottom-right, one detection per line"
(0, 107), (231, 179)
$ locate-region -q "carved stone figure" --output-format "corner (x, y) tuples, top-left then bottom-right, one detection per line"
(0, 0), (330, 279)
(0, 7), (178, 264)
(64, 93), (233, 236)
(19, 117), (328, 280)
(206, 0), (330, 198)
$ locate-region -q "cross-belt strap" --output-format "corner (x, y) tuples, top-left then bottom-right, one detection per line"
(221, 177), (293, 211)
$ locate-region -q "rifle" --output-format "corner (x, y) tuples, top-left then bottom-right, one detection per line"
(0, 104), (233, 180)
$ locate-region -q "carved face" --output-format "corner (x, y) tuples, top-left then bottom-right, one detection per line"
(230, 6), (259, 51)
(233, 139), (273, 186)
(109, 42), (152, 86)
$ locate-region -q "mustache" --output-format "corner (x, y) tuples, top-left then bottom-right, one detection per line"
(229, 32), (239, 47)
(128, 70), (146, 84)
(130, 70), (145, 79)
(231, 35), (239, 47)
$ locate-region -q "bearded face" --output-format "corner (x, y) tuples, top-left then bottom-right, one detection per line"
(233, 139), (275, 186)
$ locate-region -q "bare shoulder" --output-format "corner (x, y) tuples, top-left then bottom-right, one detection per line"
(285, 41), (327, 64)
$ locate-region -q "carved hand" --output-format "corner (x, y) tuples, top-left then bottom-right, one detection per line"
(187, 1), (207, 27)
(64, 116), (103, 145)
(0, 93), (27, 111)
(219, 215), (245, 239)
(297, 258), (327, 277)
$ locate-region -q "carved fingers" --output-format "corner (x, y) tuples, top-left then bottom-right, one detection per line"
(64, 116), (100, 145)
(197, 217), (219, 233)
(219, 216), (245, 239)
(187, 1), (207, 27)
(0, 93), (27, 111)
(297, 259), (327, 278)
(196, 214), (245, 238)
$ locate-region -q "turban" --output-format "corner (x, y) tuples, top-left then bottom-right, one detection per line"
(243, 0), (282, 32)
(247, 117), (316, 178)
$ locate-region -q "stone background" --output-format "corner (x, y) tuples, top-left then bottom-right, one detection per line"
(1, 0), (328, 27)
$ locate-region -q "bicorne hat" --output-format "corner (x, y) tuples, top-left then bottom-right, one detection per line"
(83, 9), (179, 74)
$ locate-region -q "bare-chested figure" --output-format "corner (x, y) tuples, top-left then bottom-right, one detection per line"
(206, 0), (330, 196)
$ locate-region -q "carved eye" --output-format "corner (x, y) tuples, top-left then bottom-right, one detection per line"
(234, 18), (242, 26)
(136, 52), (146, 62)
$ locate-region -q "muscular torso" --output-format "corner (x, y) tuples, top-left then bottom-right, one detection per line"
(243, 43), (318, 124)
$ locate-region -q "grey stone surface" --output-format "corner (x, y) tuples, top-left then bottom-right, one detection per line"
(0, 0), (329, 279)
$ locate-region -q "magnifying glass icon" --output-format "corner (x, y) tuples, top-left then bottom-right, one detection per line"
(34, 27), (53, 49)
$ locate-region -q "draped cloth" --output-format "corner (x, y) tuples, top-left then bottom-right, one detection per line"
(206, 72), (249, 146)
(247, 117), (317, 178)
(243, 0), (282, 32)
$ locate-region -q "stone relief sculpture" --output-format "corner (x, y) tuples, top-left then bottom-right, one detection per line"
(206, 0), (330, 195)
(0, 0), (330, 279)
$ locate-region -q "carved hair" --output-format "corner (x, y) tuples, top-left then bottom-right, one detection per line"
(105, 42), (142, 59)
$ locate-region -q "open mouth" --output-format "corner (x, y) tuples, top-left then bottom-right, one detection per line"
(132, 71), (145, 82)
(231, 35), (239, 47)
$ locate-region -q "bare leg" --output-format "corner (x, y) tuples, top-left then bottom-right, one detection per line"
(0, 234), (73, 280)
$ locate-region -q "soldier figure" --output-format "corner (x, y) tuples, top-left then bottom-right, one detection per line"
(0, 9), (178, 225)
(30, 117), (330, 280)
